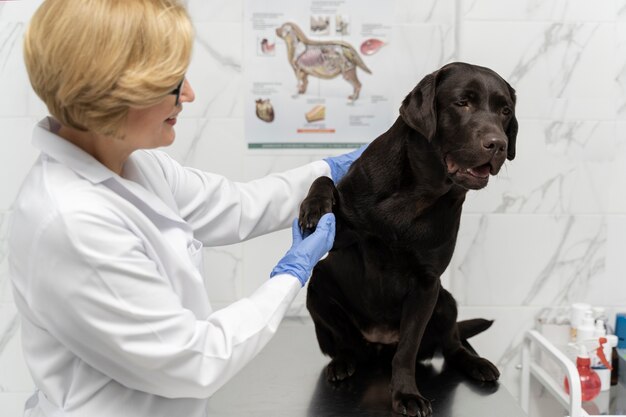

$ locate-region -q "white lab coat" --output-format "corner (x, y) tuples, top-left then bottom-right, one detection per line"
(8, 117), (331, 417)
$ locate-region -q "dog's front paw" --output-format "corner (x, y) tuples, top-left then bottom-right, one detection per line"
(299, 195), (334, 232)
(299, 176), (337, 233)
(391, 391), (432, 417)
(325, 357), (355, 382)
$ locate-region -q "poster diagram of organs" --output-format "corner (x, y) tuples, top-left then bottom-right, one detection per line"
(244, 0), (393, 149)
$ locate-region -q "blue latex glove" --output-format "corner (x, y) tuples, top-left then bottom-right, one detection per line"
(323, 144), (368, 183)
(270, 213), (336, 286)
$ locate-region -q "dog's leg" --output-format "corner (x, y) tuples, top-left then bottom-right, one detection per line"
(306, 256), (370, 382)
(342, 67), (361, 101)
(431, 288), (500, 382)
(390, 280), (439, 417)
(296, 68), (309, 94)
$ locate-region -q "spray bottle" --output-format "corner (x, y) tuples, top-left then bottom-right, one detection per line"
(563, 343), (602, 402)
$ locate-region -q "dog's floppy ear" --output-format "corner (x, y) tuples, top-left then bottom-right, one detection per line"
(505, 82), (518, 161)
(399, 70), (439, 141)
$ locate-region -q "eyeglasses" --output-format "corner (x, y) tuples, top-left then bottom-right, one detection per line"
(170, 77), (185, 106)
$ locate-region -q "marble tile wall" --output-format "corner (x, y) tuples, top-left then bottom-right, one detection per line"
(1, 0), (625, 415)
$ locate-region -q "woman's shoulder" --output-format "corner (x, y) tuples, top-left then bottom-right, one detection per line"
(10, 155), (126, 241)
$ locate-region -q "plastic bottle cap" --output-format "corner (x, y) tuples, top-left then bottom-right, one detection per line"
(570, 303), (592, 327)
(577, 313), (596, 342)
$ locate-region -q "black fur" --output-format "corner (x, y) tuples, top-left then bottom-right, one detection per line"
(299, 62), (518, 416)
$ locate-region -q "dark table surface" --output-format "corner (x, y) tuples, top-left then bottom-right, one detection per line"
(206, 317), (528, 417)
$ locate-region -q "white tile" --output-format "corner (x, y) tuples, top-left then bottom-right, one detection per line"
(185, 23), (243, 119)
(600, 217), (626, 305)
(391, 24), (456, 90)
(395, 0), (456, 24)
(0, 1), (43, 23)
(461, 0), (615, 22)
(608, 122), (626, 211)
(185, 0), (242, 23)
(615, 22), (626, 119)
(0, 23), (36, 118)
(461, 0), (530, 20)
(0, 118), (41, 211)
(388, 24), (457, 118)
(450, 214), (608, 306)
(0, 1), (48, 119)
(460, 22), (617, 121)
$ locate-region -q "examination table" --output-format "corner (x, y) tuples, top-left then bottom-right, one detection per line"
(206, 317), (527, 416)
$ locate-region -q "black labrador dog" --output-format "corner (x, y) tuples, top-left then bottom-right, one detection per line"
(299, 62), (518, 417)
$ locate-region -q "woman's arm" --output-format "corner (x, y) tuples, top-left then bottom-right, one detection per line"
(148, 151), (331, 246)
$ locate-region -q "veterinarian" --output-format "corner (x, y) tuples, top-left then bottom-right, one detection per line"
(8, 1), (365, 416)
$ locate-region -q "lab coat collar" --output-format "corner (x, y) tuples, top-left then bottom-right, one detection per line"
(32, 117), (188, 227)
(31, 117), (115, 184)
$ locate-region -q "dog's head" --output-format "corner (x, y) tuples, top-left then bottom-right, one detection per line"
(275, 22), (301, 43)
(399, 62), (518, 190)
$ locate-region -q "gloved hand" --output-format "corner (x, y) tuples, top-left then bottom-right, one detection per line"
(324, 144), (368, 183)
(270, 213), (336, 286)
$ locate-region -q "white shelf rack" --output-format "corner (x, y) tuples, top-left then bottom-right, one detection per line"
(520, 330), (624, 417)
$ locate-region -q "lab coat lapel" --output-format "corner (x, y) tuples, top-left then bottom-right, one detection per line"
(112, 155), (189, 229)
(105, 176), (190, 229)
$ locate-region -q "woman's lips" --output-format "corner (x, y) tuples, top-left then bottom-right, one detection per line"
(165, 117), (177, 126)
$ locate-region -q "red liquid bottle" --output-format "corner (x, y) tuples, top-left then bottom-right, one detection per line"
(564, 345), (601, 402)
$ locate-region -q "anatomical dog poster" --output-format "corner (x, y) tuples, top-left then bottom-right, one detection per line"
(244, 0), (393, 149)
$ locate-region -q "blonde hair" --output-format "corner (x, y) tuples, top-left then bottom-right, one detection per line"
(24, 0), (194, 137)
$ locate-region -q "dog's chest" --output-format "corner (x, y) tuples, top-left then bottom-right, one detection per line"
(361, 325), (400, 344)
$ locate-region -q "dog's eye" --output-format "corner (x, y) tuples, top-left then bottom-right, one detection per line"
(502, 107), (512, 116)
(455, 99), (468, 107)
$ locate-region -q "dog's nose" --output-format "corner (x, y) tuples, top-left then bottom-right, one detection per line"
(482, 136), (507, 154)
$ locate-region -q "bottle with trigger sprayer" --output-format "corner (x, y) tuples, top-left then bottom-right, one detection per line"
(564, 344), (601, 402)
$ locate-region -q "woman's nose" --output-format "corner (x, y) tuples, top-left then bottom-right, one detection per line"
(180, 79), (195, 104)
